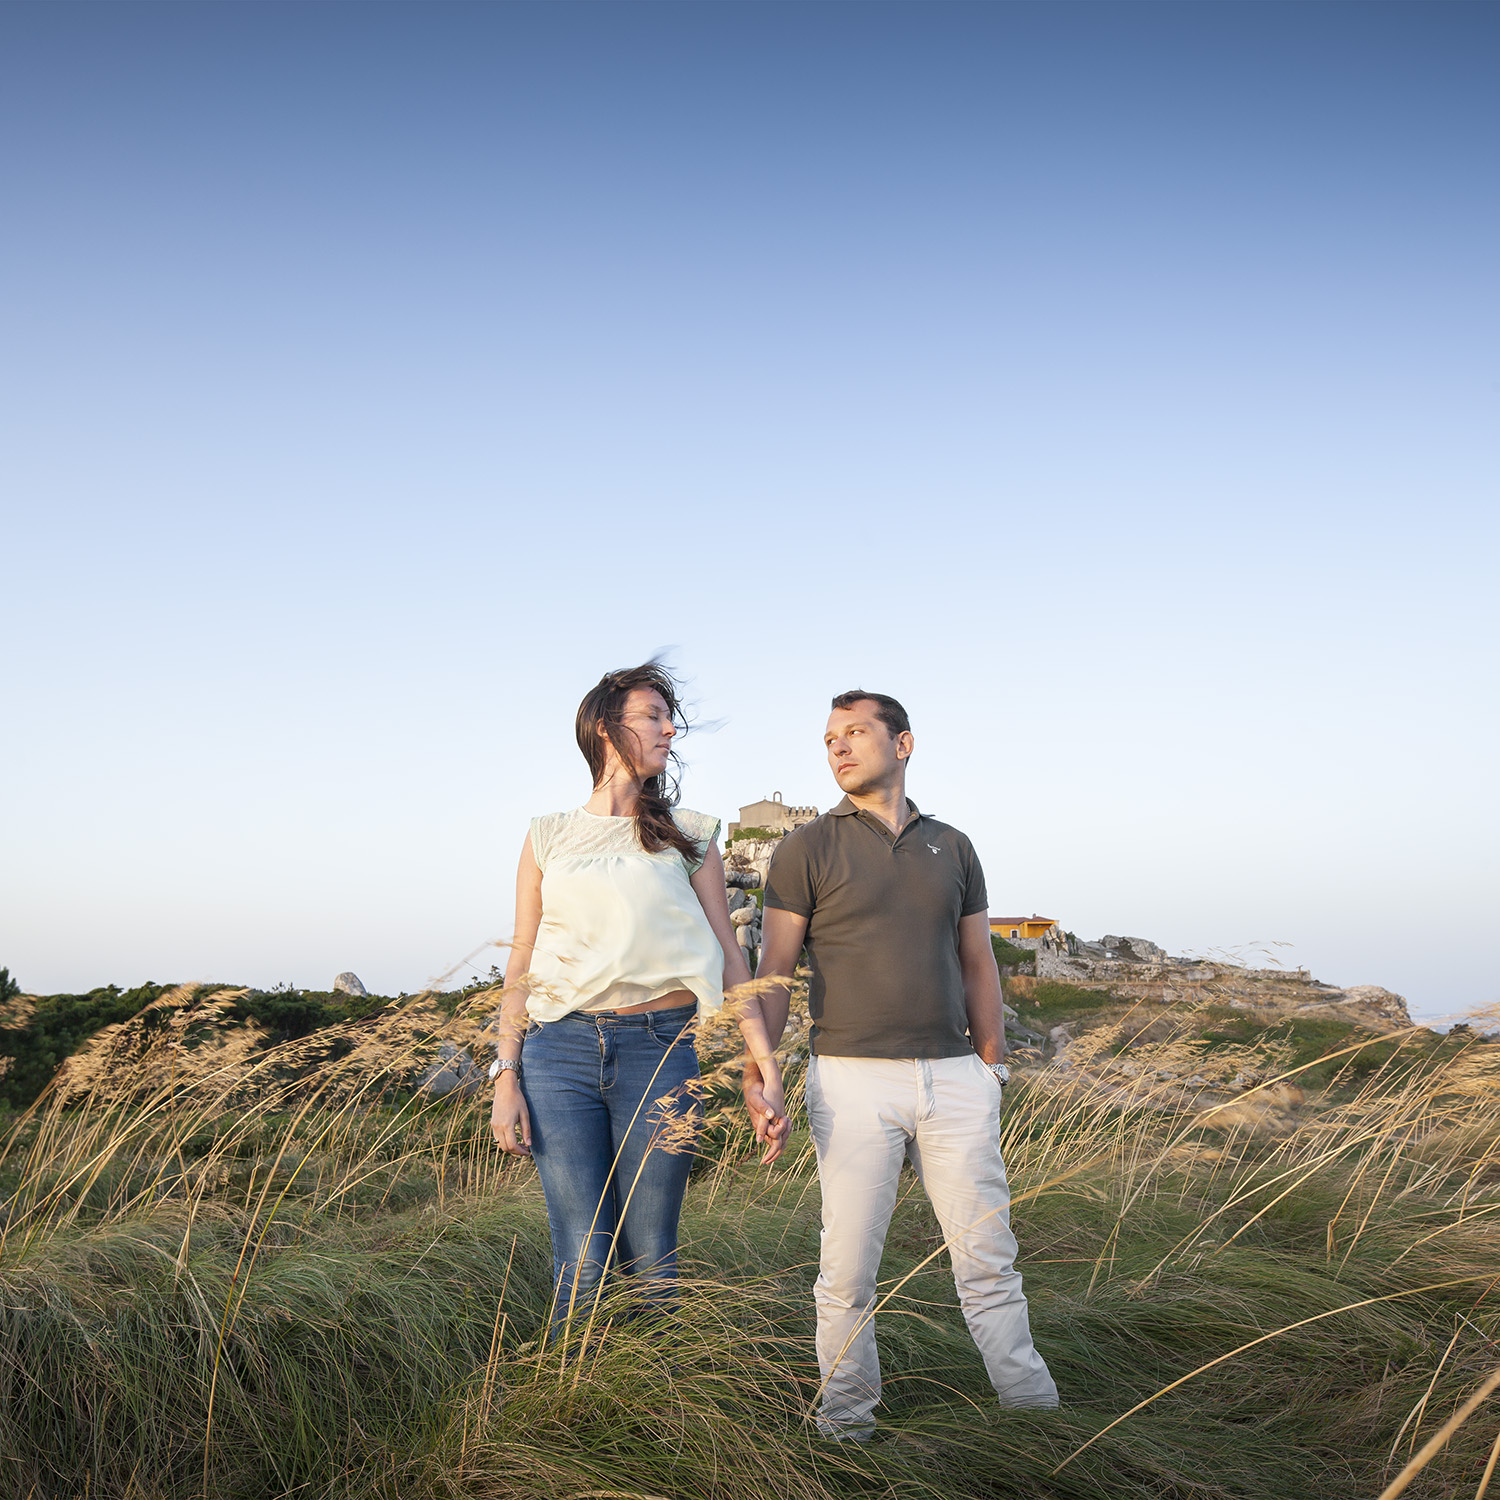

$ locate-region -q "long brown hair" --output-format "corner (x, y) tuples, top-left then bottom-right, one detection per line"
(574, 662), (702, 864)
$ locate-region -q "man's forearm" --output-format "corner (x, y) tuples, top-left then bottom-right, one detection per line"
(746, 908), (809, 1088)
(965, 976), (1007, 1065)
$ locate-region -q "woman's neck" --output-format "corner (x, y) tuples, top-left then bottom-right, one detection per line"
(584, 771), (643, 818)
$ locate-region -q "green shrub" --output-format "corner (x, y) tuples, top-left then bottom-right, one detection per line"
(0, 983), (395, 1108)
(1007, 979), (1117, 1025)
(727, 825), (780, 844)
(231, 986), (389, 1038)
(0, 983), (178, 1108)
(991, 934), (1034, 969)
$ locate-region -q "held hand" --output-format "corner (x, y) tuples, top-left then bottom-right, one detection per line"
(759, 1074), (787, 1127)
(490, 1076), (532, 1156)
(759, 1108), (791, 1165)
(744, 1075), (791, 1165)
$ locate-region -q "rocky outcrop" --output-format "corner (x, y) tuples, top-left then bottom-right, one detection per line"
(333, 972), (368, 998)
(1096, 936), (1168, 962)
(1033, 937), (1413, 1034)
(724, 837), (778, 889)
(1007, 934), (1431, 1131)
(1288, 985), (1412, 1031)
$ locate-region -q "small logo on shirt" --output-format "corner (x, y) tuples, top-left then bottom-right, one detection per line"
(926, 843), (942, 854)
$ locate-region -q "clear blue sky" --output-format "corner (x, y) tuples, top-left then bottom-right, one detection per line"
(3, 3), (1495, 1022)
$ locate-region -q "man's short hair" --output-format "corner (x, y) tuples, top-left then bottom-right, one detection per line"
(830, 690), (911, 740)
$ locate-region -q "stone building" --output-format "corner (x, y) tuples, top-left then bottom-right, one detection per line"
(727, 792), (818, 839)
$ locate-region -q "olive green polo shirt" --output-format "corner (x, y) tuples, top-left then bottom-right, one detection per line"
(763, 796), (989, 1058)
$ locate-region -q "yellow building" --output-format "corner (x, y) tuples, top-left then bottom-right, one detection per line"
(990, 915), (1059, 942)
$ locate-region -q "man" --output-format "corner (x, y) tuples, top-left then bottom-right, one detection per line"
(744, 690), (1058, 1437)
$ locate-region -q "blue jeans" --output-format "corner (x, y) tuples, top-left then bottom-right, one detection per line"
(520, 1003), (701, 1331)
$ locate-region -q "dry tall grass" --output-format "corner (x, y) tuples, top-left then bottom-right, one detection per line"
(1, 983), (1497, 1499)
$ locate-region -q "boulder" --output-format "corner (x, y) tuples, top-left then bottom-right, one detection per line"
(416, 1041), (484, 1098)
(725, 887), (754, 915)
(1098, 936), (1165, 963)
(419, 1066), (464, 1097)
(333, 972), (368, 998)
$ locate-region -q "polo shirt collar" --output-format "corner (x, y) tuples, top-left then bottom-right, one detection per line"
(830, 795), (923, 819)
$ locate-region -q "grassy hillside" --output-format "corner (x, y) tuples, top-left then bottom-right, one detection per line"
(0, 983), (1497, 1499)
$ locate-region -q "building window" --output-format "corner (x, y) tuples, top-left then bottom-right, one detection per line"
(1011, 929), (1020, 940)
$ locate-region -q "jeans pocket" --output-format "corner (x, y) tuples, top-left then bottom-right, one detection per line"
(646, 1012), (695, 1049)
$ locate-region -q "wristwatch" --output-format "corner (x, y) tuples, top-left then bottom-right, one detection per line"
(488, 1057), (520, 1080)
(985, 1062), (1011, 1085)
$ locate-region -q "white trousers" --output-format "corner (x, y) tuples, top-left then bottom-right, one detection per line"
(806, 1053), (1058, 1432)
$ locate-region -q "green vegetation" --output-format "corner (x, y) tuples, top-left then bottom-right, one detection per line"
(0, 967), (19, 1004)
(727, 825), (782, 843)
(0, 981), (179, 1107)
(0, 982), (395, 1109)
(1006, 979), (1119, 1026)
(1192, 1008), (1470, 1092)
(991, 934), (1035, 969)
(1, 985), (1497, 1498)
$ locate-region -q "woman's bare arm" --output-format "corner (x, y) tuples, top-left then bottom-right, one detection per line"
(690, 844), (785, 1134)
(689, 843), (752, 993)
(491, 832), (542, 1156)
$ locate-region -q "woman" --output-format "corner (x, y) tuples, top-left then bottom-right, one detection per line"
(489, 663), (785, 1331)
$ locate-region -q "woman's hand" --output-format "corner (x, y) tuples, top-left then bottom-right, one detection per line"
(490, 1074), (532, 1156)
(746, 1060), (790, 1166)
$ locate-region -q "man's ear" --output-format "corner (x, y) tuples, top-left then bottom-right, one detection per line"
(895, 730), (915, 762)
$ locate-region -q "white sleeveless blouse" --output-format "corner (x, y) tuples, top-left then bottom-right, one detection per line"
(524, 806), (724, 1021)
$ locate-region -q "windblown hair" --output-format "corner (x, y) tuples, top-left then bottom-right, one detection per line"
(830, 689), (911, 740)
(575, 662), (702, 865)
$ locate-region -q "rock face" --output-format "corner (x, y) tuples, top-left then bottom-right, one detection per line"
(725, 882), (764, 969)
(724, 836), (779, 889)
(333, 972), (368, 998)
(417, 1041), (485, 1098)
(1101, 936), (1167, 963)
(729, 900), (763, 970)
